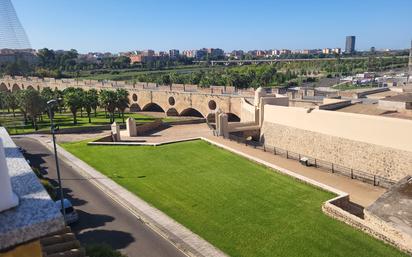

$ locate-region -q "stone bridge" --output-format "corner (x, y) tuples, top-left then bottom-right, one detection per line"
(0, 75), (256, 121)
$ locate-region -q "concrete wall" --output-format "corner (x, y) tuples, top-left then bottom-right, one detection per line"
(378, 99), (411, 111)
(260, 105), (412, 180)
(240, 98), (257, 122)
(318, 99), (352, 110)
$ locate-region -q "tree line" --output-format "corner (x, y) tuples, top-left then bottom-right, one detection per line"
(0, 87), (130, 130)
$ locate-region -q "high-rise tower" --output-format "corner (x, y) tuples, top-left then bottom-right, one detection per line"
(0, 0), (31, 49)
(345, 36), (356, 54)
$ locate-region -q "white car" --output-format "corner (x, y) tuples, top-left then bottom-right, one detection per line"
(55, 199), (79, 225)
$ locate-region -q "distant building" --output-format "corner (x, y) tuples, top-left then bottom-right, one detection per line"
(158, 51), (168, 57)
(280, 49), (291, 55)
(345, 36), (356, 54)
(322, 48), (331, 54)
(182, 50), (195, 58)
(169, 49), (180, 58)
(333, 48), (341, 55)
(195, 49), (207, 59)
(142, 49), (155, 57)
(207, 48), (224, 58)
(0, 48), (38, 64)
(231, 50), (244, 59)
(271, 49), (280, 56)
(409, 40), (412, 83)
(370, 46), (376, 53)
(256, 50), (266, 57)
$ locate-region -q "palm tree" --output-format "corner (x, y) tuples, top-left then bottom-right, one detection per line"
(83, 90), (97, 123)
(5, 91), (18, 117)
(17, 88), (43, 130)
(99, 90), (117, 123)
(88, 89), (99, 117)
(41, 87), (56, 119)
(116, 89), (129, 123)
(64, 87), (83, 125)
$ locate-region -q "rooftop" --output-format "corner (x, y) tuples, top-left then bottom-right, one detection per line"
(0, 128), (64, 250)
(367, 176), (412, 238)
(381, 93), (412, 103)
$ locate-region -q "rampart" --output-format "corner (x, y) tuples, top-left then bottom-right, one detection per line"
(260, 105), (412, 180)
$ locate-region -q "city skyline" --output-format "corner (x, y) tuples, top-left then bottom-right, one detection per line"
(12, 0), (412, 53)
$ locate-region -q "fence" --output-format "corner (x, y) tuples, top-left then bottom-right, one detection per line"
(225, 133), (396, 189)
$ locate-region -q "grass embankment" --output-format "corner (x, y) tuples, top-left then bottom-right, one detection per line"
(0, 111), (176, 135)
(61, 140), (406, 257)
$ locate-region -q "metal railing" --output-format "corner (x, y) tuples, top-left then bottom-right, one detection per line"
(225, 133), (396, 188)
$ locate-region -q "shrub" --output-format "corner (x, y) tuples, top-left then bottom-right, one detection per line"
(32, 166), (43, 179)
(85, 244), (127, 257)
(40, 179), (57, 200)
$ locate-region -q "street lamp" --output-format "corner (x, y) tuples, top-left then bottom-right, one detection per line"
(47, 99), (65, 222)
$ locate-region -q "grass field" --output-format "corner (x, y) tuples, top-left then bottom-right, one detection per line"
(0, 111), (175, 135)
(61, 140), (406, 257)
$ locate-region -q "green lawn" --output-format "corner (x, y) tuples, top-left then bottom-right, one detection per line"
(61, 140), (406, 257)
(0, 111), (167, 135)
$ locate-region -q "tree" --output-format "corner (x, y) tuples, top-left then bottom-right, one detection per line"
(41, 88), (56, 118)
(99, 90), (117, 123)
(116, 89), (129, 123)
(17, 89), (43, 130)
(5, 92), (18, 117)
(64, 87), (83, 125)
(83, 90), (97, 123)
(88, 89), (99, 116)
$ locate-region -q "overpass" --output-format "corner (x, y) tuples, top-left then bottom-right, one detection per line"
(0, 75), (256, 121)
(194, 56), (409, 66)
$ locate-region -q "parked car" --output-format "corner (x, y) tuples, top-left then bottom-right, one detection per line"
(55, 199), (78, 225)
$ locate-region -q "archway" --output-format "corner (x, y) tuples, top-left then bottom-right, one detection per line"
(0, 83), (8, 92)
(129, 103), (141, 112)
(166, 108), (179, 116)
(227, 113), (241, 122)
(206, 113), (216, 123)
(12, 84), (20, 92)
(180, 108), (204, 118)
(142, 103), (165, 112)
(27, 85), (35, 91)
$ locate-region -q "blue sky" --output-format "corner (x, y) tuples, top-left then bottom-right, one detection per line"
(12, 0), (412, 53)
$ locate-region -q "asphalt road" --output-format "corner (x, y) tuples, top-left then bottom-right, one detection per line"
(13, 137), (186, 257)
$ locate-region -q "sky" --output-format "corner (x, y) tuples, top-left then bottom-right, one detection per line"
(12, 0), (412, 53)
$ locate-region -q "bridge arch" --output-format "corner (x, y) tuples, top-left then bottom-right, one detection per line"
(12, 84), (21, 92)
(0, 83), (8, 92)
(129, 103), (141, 112)
(180, 108), (204, 118)
(142, 102), (165, 113)
(227, 113), (241, 122)
(27, 85), (35, 91)
(166, 108), (179, 116)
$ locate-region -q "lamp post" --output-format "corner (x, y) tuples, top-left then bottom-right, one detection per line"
(47, 99), (65, 222)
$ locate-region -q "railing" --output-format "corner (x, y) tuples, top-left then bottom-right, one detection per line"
(225, 133), (396, 188)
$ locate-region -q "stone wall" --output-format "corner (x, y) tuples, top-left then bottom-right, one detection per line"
(322, 198), (412, 255)
(260, 122), (412, 181)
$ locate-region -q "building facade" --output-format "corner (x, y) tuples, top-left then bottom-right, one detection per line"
(345, 36), (356, 54)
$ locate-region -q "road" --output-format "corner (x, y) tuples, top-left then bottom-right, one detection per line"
(13, 137), (186, 257)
